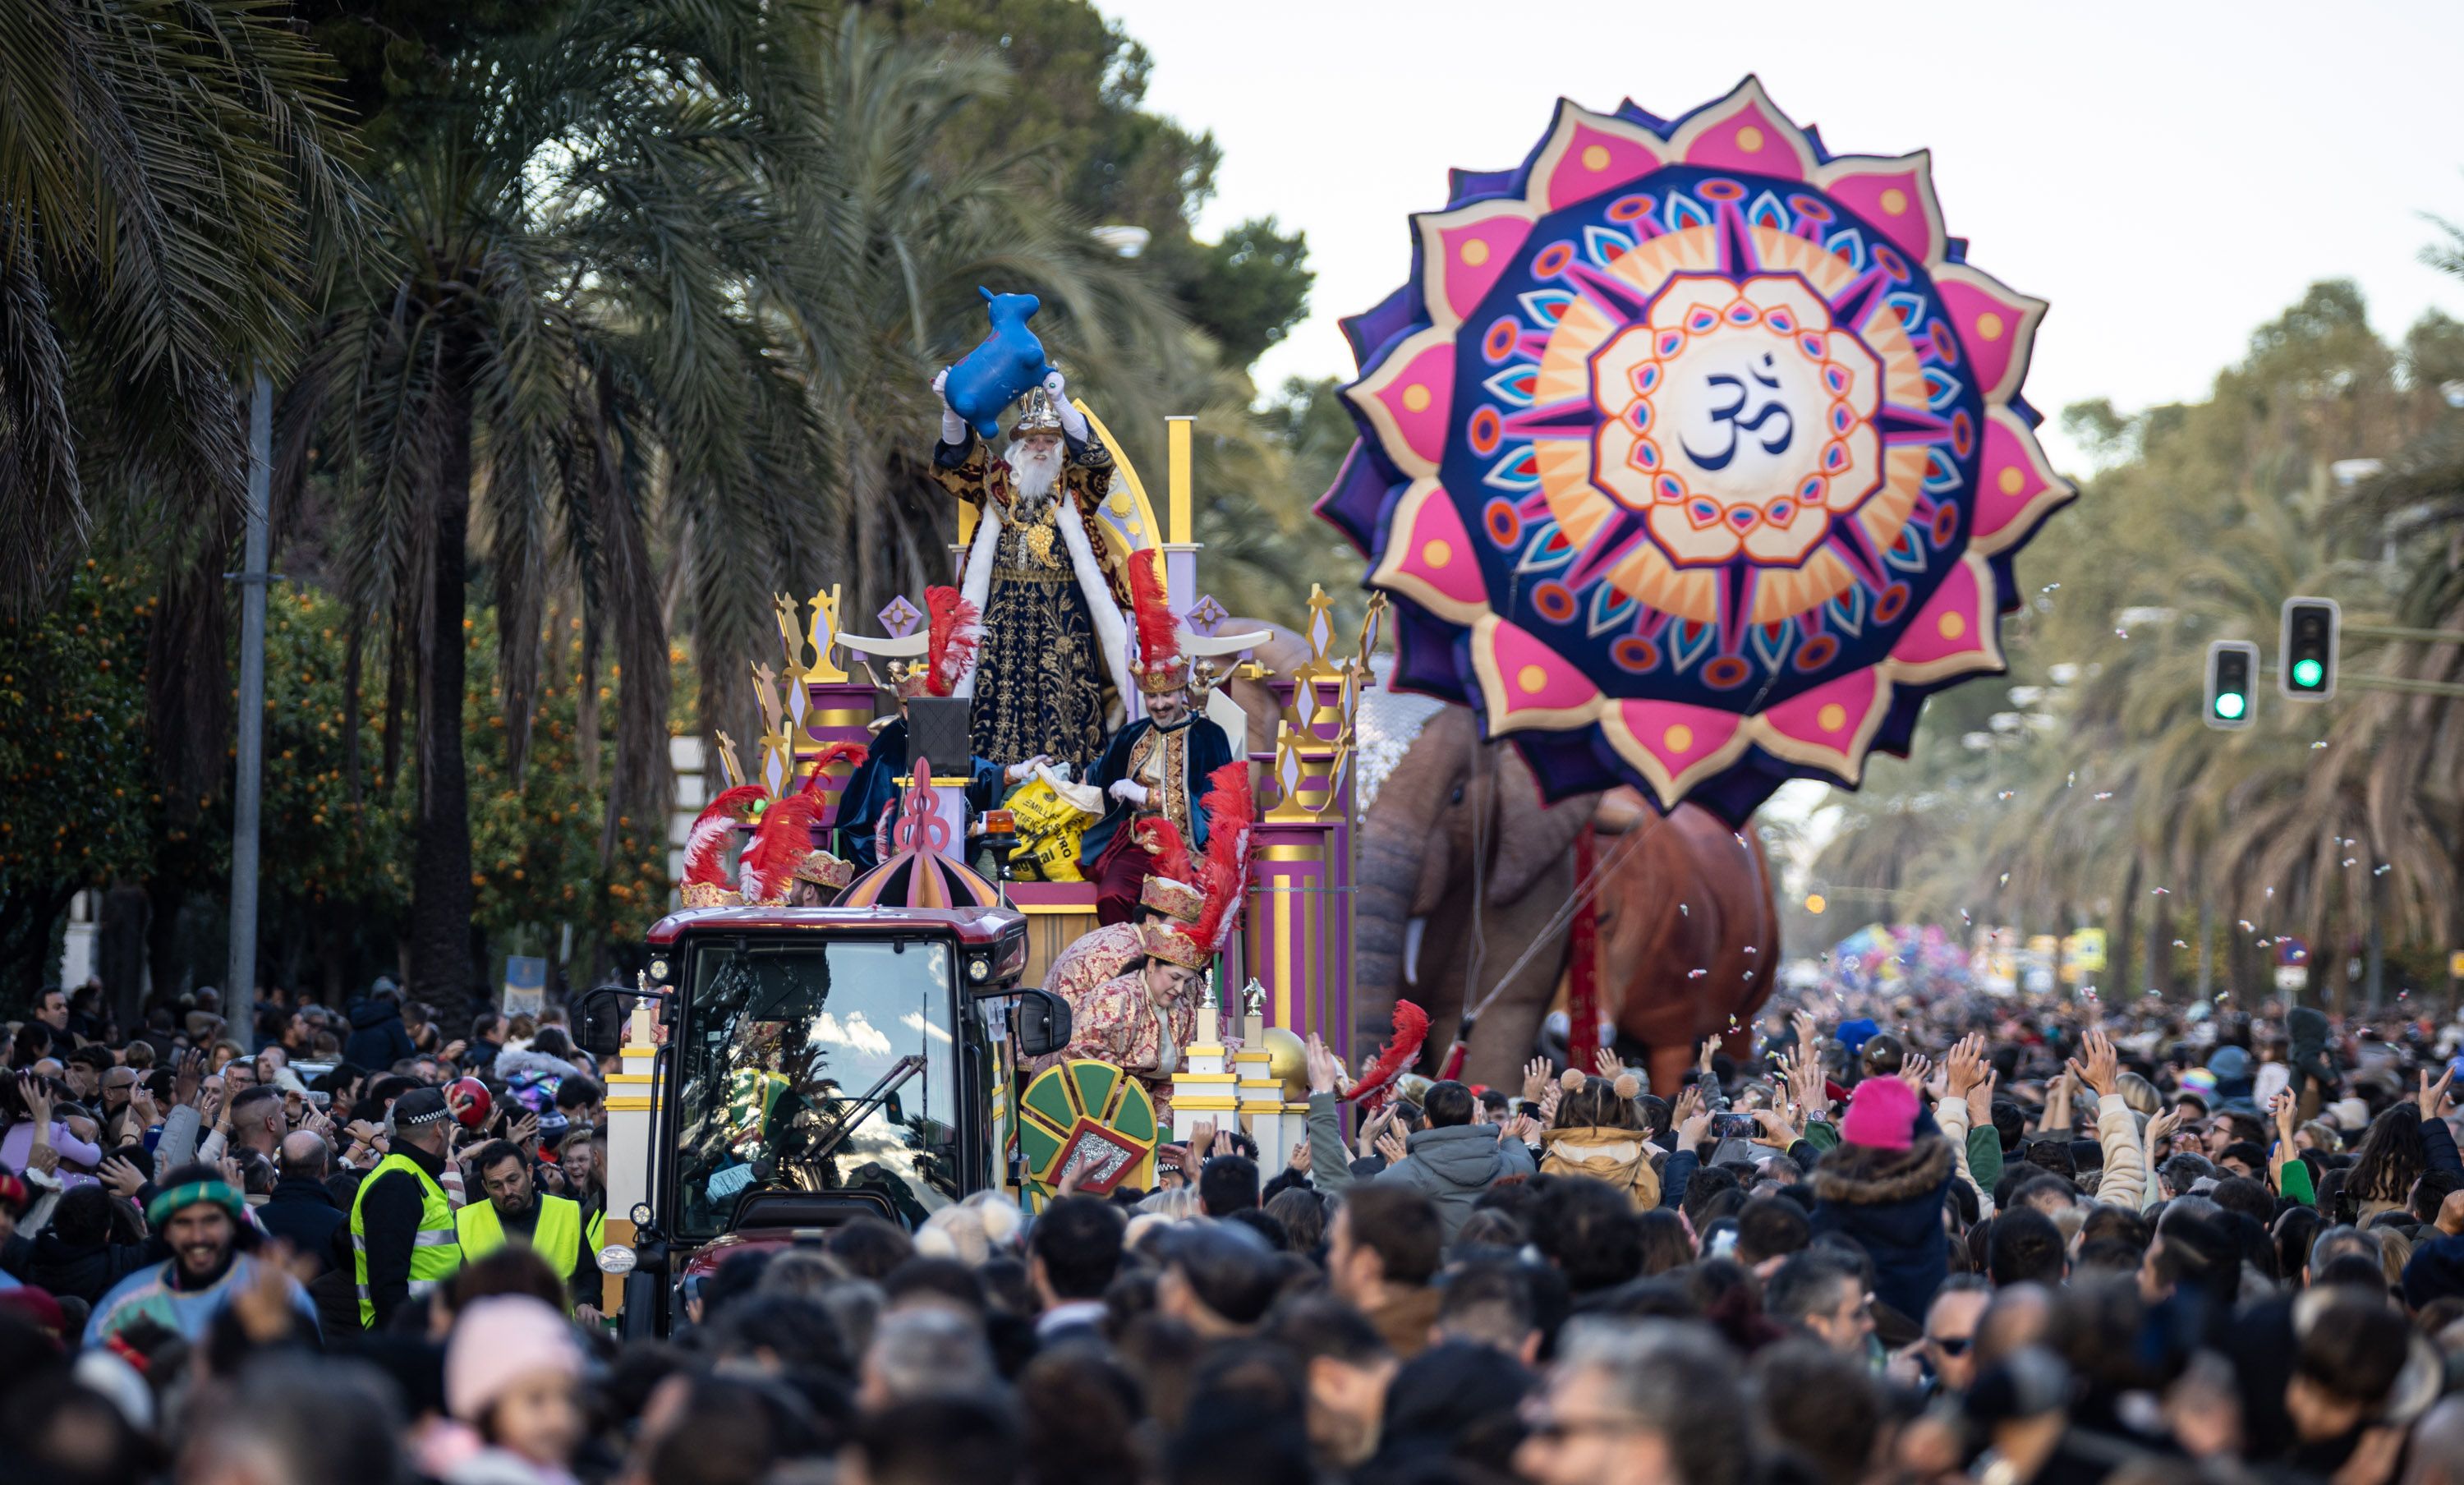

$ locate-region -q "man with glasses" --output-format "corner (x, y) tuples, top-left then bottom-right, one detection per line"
(1919, 1278), (1990, 1397)
(1515, 1320), (1749, 1485)
(1766, 1250), (1875, 1359)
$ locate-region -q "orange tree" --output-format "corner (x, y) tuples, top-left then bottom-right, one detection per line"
(0, 565), (157, 1005)
(462, 610), (668, 997)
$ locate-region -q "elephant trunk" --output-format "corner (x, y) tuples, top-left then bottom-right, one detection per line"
(1352, 819), (1425, 1049)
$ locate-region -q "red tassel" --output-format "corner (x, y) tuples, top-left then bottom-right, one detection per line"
(1568, 821), (1602, 1062)
(1344, 999), (1430, 1104)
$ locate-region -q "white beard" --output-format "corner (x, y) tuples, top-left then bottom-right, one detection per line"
(1004, 442), (1063, 503)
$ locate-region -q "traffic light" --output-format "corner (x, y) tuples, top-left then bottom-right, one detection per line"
(2279, 596), (2340, 701)
(2205, 640), (2257, 729)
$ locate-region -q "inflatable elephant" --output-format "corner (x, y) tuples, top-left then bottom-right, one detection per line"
(943, 287), (1054, 439)
(1354, 689), (1777, 1093)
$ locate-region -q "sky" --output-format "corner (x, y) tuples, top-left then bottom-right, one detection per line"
(1096, 0), (2464, 473)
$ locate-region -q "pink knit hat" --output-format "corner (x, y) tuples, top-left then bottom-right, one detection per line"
(445, 1296), (582, 1422)
(1839, 1076), (1919, 1151)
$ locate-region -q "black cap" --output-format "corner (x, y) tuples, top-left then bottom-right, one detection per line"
(393, 1087), (451, 1128)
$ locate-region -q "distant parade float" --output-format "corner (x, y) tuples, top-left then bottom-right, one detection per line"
(595, 82), (2071, 1322)
(1320, 78), (2075, 822)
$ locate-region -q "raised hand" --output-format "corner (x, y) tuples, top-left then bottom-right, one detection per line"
(2147, 1106), (2182, 1154)
(1967, 1066), (1998, 1126)
(99, 1155), (145, 1198)
(1595, 1046), (1625, 1080)
(1523, 1056), (1552, 1104)
(1792, 1007), (1819, 1050)
(1289, 1139), (1311, 1175)
(2270, 1089), (2299, 1145)
(1187, 1119), (1217, 1161)
(1375, 1128), (1409, 1165)
(173, 1050), (204, 1107)
(1751, 1107), (1802, 1150)
(2420, 1065), (2456, 1122)
(1538, 1078), (1564, 1125)
(1306, 1035), (1343, 1097)
(2066, 1026), (2120, 1098)
(17, 1072), (53, 1129)
(1896, 1053), (1935, 1095)
(1943, 1034), (1984, 1098)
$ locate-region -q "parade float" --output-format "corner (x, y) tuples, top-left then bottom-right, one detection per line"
(591, 78), (2071, 1330)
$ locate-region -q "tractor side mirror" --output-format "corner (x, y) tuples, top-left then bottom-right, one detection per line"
(1011, 988), (1072, 1059)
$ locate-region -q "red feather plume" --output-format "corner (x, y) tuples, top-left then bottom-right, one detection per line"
(1188, 761), (1253, 953)
(1127, 553), (1179, 672)
(1142, 818), (1193, 885)
(1343, 999), (1431, 1106)
(681, 784), (768, 888)
(739, 791), (825, 902)
(923, 586), (980, 697)
(798, 741), (870, 794)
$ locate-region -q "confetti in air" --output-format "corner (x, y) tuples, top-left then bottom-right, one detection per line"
(1688, 968), (1708, 980)
(2311, 740), (2328, 750)
(2093, 791), (2114, 800)
(2375, 864), (2393, 876)
(1999, 873), (2011, 886)
(1997, 790), (2016, 800)
(2172, 940), (2189, 948)
(2151, 887), (2168, 895)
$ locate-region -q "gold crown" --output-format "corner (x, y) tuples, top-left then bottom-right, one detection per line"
(1142, 921), (1210, 970)
(1009, 388), (1065, 439)
(796, 850), (853, 890)
(679, 882), (740, 909)
(1140, 875), (1205, 924)
(1133, 655), (1191, 696)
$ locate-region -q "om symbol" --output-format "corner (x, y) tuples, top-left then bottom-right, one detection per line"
(1679, 352), (1795, 471)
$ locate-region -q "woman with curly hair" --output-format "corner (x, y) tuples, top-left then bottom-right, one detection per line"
(2347, 1104), (2427, 1223)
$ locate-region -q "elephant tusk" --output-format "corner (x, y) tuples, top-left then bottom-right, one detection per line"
(1403, 916), (1429, 987)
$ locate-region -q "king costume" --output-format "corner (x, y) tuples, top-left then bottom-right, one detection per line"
(930, 373), (1133, 772)
(1078, 557), (1237, 924)
(1060, 766), (1254, 1123)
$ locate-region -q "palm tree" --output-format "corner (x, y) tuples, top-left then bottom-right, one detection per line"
(0, 0), (360, 603)
(301, 0), (834, 999)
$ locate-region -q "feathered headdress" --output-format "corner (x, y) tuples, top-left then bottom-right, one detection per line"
(1126, 554), (1187, 696)
(1344, 999), (1431, 1109)
(1134, 819), (1204, 925)
(924, 586), (980, 697)
(1188, 761), (1254, 954)
(680, 784), (767, 908)
(1142, 765), (1254, 968)
(738, 791), (825, 905)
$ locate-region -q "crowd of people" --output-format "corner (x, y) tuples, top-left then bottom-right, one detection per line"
(10, 971), (2464, 1485)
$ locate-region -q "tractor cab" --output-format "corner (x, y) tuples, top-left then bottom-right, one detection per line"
(596, 903), (1068, 1334)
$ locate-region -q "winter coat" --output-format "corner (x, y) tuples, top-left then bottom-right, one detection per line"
(1539, 1126), (1662, 1209)
(1809, 1128), (1955, 1323)
(258, 1175), (347, 1275)
(342, 999), (416, 1072)
(1372, 1124), (1536, 1244)
(27, 1230), (160, 1307)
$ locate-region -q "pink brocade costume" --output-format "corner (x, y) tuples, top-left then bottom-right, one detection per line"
(1027, 922), (1149, 1078)
(1061, 970), (1201, 1124)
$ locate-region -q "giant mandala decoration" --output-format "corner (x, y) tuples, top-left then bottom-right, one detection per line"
(1318, 79), (2074, 823)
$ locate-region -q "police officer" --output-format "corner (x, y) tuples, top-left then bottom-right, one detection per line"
(348, 1085), (461, 1330)
(455, 1138), (605, 1319)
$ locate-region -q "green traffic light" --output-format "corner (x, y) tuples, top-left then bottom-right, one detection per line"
(2291, 657), (2324, 689)
(2214, 692), (2246, 720)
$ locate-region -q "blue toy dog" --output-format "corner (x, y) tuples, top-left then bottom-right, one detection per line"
(943, 287), (1055, 440)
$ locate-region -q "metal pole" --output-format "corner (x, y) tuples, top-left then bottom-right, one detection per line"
(226, 371), (272, 1043)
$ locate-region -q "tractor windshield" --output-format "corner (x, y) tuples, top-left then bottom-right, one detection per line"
(671, 936), (970, 1239)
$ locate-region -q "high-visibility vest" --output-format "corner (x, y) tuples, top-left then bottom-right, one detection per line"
(453, 1193), (604, 1308)
(350, 1153), (461, 1328)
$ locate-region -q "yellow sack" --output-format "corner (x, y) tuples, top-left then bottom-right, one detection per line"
(1006, 776), (1100, 884)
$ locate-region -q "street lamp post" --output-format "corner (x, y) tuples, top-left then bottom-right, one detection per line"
(226, 372), (274, 1043)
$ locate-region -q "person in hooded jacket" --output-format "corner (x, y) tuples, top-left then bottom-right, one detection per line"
(1538, 1069), (1661, 1209)
(343, 983), (418, 1072)
(1371, 1080), (1534, 1244)
(25, 1184), (160, 1306)
(1811, 1074), (1953, 1325)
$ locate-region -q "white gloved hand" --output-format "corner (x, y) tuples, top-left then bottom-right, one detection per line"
(1044, 370), (1092, 441)
(934, 366), (967, 444)
(1108, 779), (1149, 806)
(1004, 755), (1053, 784)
